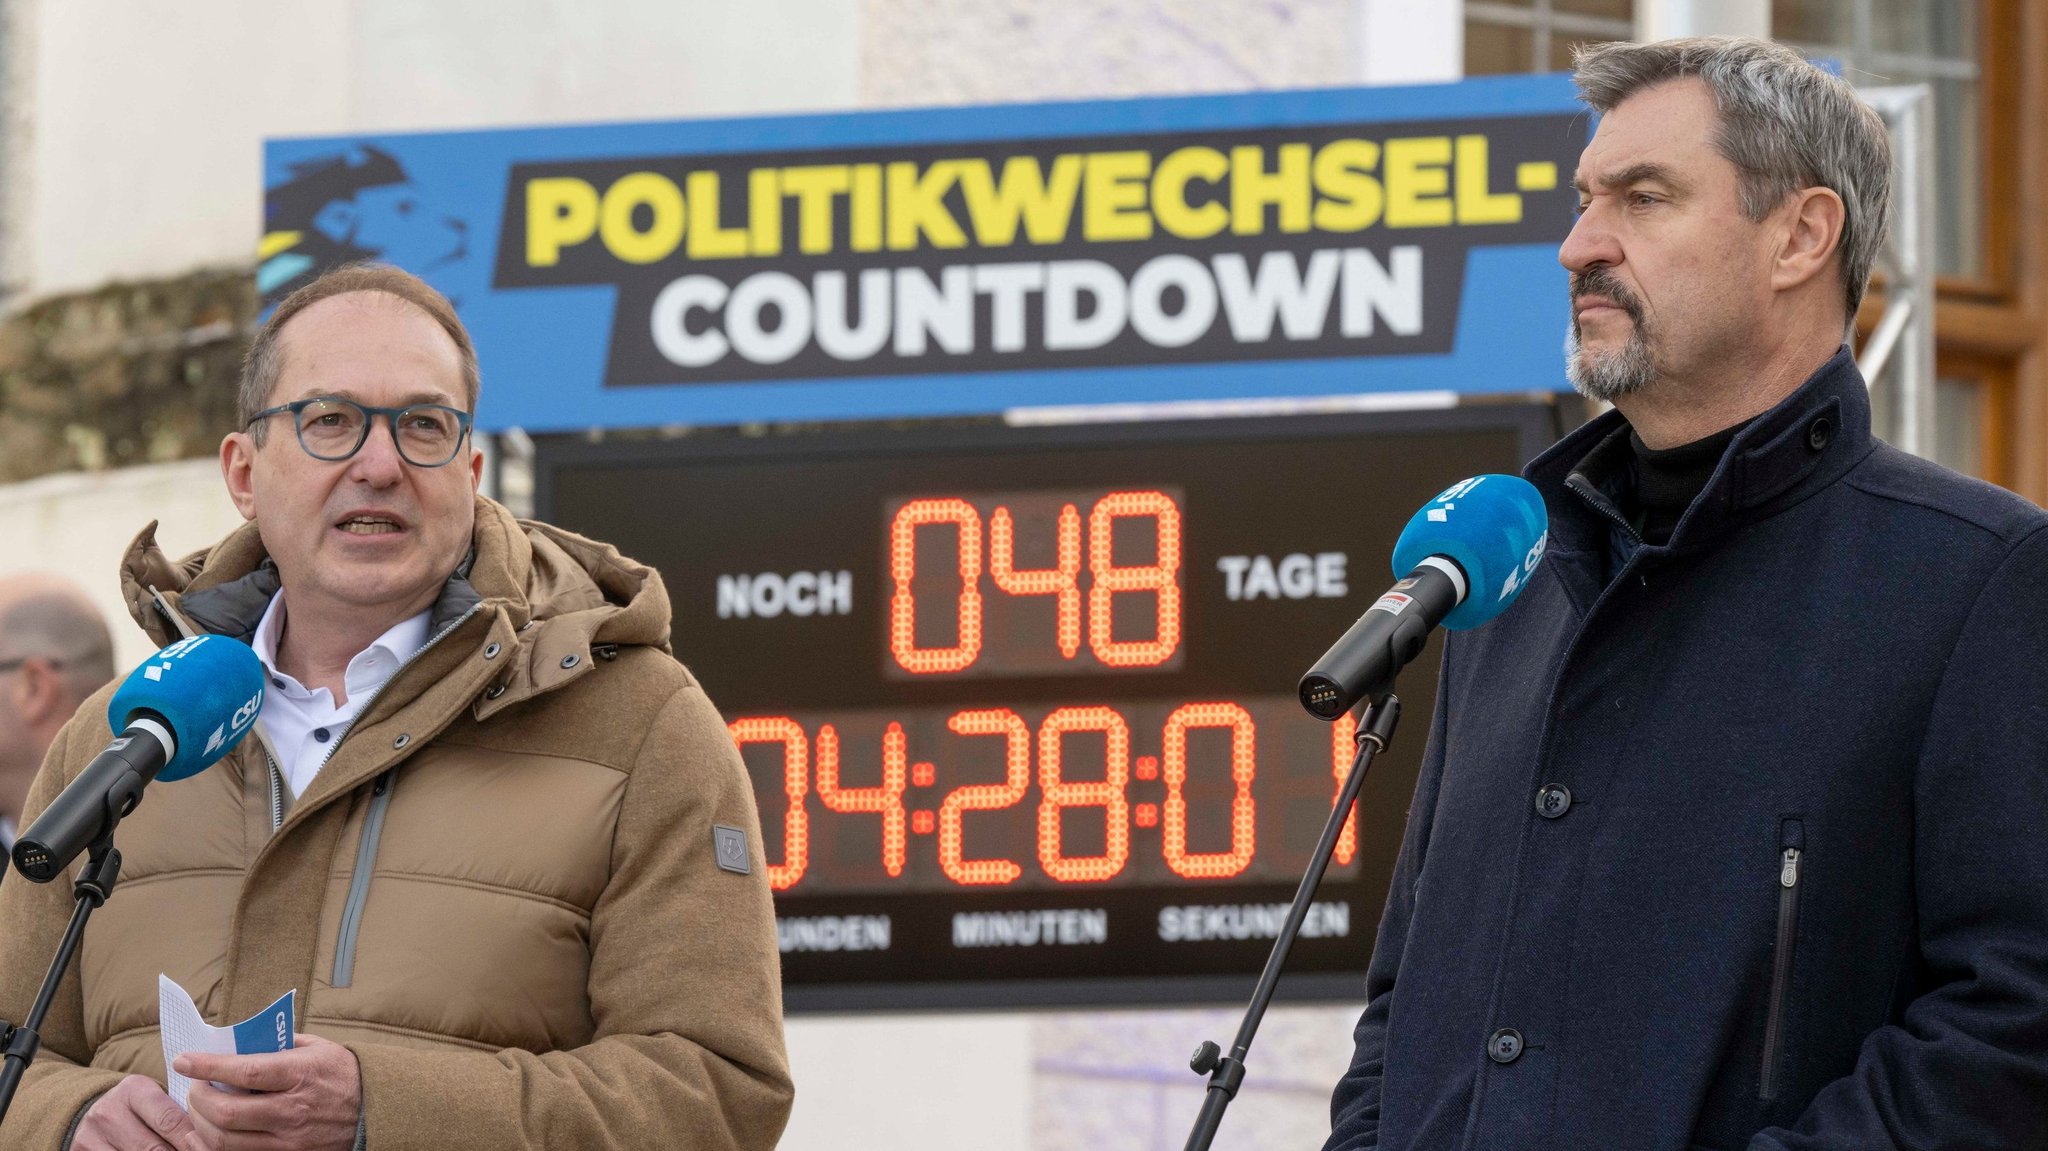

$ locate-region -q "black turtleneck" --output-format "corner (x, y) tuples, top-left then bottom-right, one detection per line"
(1626, 419), (1751, 546)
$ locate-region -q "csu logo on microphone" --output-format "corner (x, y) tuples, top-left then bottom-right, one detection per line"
(1498, 531), (1548, 601)
(1424, 476), (1488, 523)
(205, 687), (266, 756)
(142, 635), (209, 682)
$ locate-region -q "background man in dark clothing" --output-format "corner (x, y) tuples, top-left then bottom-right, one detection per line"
(1325, 37), (2048, 1151)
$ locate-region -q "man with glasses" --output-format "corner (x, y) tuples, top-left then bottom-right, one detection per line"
(0, 264), (792, 1151)
(0, 574), (114, 865)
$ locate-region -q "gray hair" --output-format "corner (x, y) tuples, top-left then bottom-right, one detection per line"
(1572, 36), (1893, 320)
(0, 584), (115, 699)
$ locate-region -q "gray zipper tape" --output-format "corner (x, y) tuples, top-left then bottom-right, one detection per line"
(332, 770), (398, 988)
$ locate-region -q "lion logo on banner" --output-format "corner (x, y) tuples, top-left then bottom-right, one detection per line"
(259, 145), (471, 310)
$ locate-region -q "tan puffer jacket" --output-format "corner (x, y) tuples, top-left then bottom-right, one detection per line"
(0, 497), (792, 1150)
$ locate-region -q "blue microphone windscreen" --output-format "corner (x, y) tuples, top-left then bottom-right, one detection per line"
(1392, 474), (1549, 631)
(107, 634), (267, 782)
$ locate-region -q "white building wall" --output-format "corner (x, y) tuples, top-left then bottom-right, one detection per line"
(0, 458), (244, 669)
(0, 3), (1466, 1148)
(10, 0), (861, 301)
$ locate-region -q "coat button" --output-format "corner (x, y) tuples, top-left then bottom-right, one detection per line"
(561, 654), (581, 669)
(484, 642), (501, 659)
(393, 733), (411, 750)
(1488, 1028), (1524, 1064)
(484, 683), (507, 700)
(1535, 784), (1572, 819)
(1807, 417), (1833, 451)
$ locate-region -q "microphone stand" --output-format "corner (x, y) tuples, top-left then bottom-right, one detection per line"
(0, 829), (124, 1127)
(1182, 693), (1400, 1151)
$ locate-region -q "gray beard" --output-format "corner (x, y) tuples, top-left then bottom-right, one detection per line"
(1564, 321), (1655, 403)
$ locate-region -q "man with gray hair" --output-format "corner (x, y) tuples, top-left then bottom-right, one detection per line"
(0, 574), (115, 862)
(1325, 37), (2048, 1150)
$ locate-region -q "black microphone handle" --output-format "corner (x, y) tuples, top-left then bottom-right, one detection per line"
(11, 718), (172, 884)
(1298, 560), (1464, 720)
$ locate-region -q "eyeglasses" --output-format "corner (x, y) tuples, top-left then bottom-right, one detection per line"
(246, 397), (474, 468)
(0, 657), (60, 675)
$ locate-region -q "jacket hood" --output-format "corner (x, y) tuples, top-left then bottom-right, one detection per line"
(117, 496), (673, 718)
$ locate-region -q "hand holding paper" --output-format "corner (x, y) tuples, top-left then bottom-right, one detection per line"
(175, 1034), (363, 1151)
(157, 974), (295, 1108)
(67, 1077), (209, 1151)
(69, 978), (302, 1151)
(153, 975), (360, 1151)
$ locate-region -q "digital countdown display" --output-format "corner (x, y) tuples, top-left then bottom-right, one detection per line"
(535, 405), (1557, 1009)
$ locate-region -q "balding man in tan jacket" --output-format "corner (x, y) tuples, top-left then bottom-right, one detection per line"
(0, 265), (792, 1150)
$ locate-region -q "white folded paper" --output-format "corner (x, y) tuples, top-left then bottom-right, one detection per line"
(157, 974), (295, 1109)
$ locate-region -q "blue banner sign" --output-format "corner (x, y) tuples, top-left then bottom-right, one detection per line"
(263, 75), (1587, 432)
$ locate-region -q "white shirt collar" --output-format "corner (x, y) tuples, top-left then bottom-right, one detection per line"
(251, 592), (432, 706)
(249, 593), (433, 799)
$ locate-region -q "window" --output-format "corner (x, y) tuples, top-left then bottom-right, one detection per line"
(1465, 0), (1635, 76)
(1774, 1), (1985, 278)
(1933, 375), (1985, 478)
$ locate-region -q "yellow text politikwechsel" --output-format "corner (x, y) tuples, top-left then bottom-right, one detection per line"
(525, 135), (1559, 268)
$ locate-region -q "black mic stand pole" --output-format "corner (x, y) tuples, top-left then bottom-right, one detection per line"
(0, 828), (124, 1127)
(1182, 693), (1399, 1151)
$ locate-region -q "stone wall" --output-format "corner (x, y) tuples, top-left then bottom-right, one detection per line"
(0, 267), (253, 483)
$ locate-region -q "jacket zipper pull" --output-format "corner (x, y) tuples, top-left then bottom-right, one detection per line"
(1780, 846), (1801, 888)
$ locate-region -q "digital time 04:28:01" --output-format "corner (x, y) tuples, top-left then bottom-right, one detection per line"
(543, 406), (1541, 1004)
(728, 487), (1368, 896)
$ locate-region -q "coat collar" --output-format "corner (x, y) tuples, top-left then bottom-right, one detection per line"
(1526, 346), (1873, 557)
(116, 496), (673, 723)
(168, 553), (480, 647)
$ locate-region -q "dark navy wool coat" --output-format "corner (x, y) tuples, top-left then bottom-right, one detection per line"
(1326, 349), (2048, 1151)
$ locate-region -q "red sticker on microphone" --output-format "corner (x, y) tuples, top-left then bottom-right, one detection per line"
(1368, 591), (1414, 616)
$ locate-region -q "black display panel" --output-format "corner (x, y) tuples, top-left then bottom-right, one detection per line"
(534, 406), (1556, 1010)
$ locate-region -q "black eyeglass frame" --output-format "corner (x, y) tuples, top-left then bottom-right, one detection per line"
(245, 396), (476, 468)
